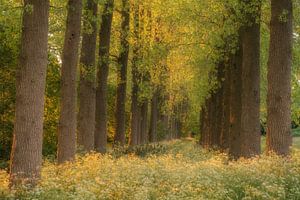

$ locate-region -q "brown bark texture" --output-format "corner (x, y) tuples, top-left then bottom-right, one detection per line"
(140, 100), (149, 144)
(114, 0), (130, 145)
(149, 92), (159, 142)
(129, 3), (140, 146)
(78, 0), (98, 152)
(95, 0), (114, 153)
(228, 37), (243, 159)
(10, 0), (49, 186)
(240, 1), (261, 158)
(266, 0), (293, 156)
(220, 63), (231, 150)
(58, 0), (82, 164)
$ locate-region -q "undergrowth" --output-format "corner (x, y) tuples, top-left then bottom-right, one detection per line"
(1, 139), (300, 200)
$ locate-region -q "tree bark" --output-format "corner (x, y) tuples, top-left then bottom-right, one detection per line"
(140, 100), (148, 144)
(228, 36), (243, 160)
(9, 0), (49, 186)
(220, 63), (231, 150)
(57, 0), (82, 164)
(78, 0), (98, 152)
(200, 98), (211, 148)
(129, 3), (140, 146)
(240, 1), (261, 158)
(267, 0), (293, 156)
(212, 63), (225, 148)
(114, 0), (130, 145)
(149, 91), (159, 142)
(95, 0), (114, 153)
(129, 64), (139, 146)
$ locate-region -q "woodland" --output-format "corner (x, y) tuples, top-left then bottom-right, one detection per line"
(1, 0), (300, 199)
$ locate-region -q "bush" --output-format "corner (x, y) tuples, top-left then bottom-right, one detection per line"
(110, 143), (168, 158)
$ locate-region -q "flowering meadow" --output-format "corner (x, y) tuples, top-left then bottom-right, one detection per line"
(1, 139), (300, 200)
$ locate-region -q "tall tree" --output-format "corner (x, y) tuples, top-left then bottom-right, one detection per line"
(220, 63), (231, 150)
(267, 0), (293, 156)
(149, 91), (159, 142)
(114, 0), (130, 145)
(212, 62), (226, 148)
(95, 0), (114, 153)
(78, 0), (98, 152)
(240, 0), (261, 158)
(130, 58), (140, 146)
(200, 98), (212, 147)
(57, 0), (82, 163)
(140, 100), (149, 144)
(9, 0), (49, 186)
(228, 36), (243, 159)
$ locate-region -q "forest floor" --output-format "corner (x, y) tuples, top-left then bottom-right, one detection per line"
(1, 138), (300, 199)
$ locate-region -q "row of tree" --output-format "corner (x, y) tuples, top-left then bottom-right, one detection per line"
(9, 0), (187, 186)
(200, 0), (293, 159)
(2, 0), (297, 188)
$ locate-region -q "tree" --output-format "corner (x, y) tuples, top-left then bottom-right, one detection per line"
(130, 19), (140, 147)
(266, 0), (293, 156)
(95, 0), (114, 153)
(220, 63), (231, 150)
(149, 91), (159, 142)
(140, 100), (149, 144)
(228, 36), (243, 159)
(114, 0), (130, 145)
(78, 0), (98, 152)
(57, 0), (82, 163)
(9, 0), (49, 186)
(240, 0), (261, 158)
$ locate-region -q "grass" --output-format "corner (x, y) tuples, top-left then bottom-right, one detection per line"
(1, 139), (300, 199)
(292, 127), (300, 137)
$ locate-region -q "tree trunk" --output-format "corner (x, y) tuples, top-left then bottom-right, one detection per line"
(57, 0), (82, 164)
(9, 0), (49, 186)
(267, 0), (293, 156)
(114, 0), (130, 145)
(228, 36), (243, 160)
(140, 100), (148, 144)
(78, 0), (98, 152)
(149, 92), (159, 142)
(95, 0), (114, 153)
(240, 1), (261, 158)
(199, 107), (205, 143)
(129, 3), (140, 146)
(220, 63), (231, 150)
(200, 98), (211, 148)
(212, 63), (225, 148)
(129, 64), (139, 146)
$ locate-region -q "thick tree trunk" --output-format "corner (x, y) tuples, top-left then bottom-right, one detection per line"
(57, 0), (82, 164)
(114, 0), (130, 145)
(149, 92), (159, 142)
(77, 0), (98, 152)
(220, 63), (231, 150)
(240, 2), (261, 158)
(267, 0), (293, 156)
(9, 0), (49, 186)
(140, 100), (148, 144)
(228, 37), (243, 159)
(95, 0), (114, 153)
